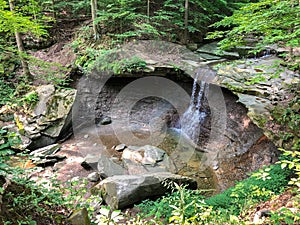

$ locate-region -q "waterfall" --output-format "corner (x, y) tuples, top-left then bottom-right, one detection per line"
(180, 72), (208, 145)
(190, 73), (199, 104)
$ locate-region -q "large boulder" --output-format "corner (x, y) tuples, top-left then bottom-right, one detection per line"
(15, 85), (76, 150)
(92, 172), (197, 209)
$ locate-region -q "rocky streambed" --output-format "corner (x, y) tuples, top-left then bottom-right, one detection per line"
(3, 40), (298, 212)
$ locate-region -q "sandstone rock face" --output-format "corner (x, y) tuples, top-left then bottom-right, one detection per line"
(93, 172), (197, 209)
(15, 85), (76, 150)
(214, 56), (299, 149)
(73, 40), (293, 193)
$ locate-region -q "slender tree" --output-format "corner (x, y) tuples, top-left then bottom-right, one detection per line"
(184, 0), (189, 44)
(147, 0), (150, 22)
(8, 0), (31, 79)
(51, 0), (56, 20)
(91, 0), (100, 39)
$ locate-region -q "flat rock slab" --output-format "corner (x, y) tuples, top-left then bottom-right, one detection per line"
(97, 154), (126, 178)
(92, 172), (197, 209)
(30, 143), (61, 157)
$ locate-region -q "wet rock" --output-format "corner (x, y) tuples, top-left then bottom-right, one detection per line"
(96, 116), (112, 126)
(81, 154), (98, 170)
(68, 208), (91, 225)
(115, 144), (126, 151)
(87, 172), (100, 182)
(97, 154), (126, 178)
(93, 172), (197, 209)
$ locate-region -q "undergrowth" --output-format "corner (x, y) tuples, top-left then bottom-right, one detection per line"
(136, 163), (292, 224)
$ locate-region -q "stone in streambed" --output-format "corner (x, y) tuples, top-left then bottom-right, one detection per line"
(122, 145), (177, 174)
(92, 172), (197, 209)
(97, 154), (126, 178)
(115, 143), (126, 151)
(81, 154), (98, 170)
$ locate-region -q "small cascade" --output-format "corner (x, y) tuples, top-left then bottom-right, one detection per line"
(261, 48), (271, 58)
(196, 81), (206, 110)
(190, 73), (199, 104)
(180, 72), (209, 145)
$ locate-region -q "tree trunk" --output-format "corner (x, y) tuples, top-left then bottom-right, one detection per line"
(147, 0), (150, 22)
(9, 0), (32, 79)
(52, 0), (56, 20)
(184, 0), (189, 44)
(91, 0), (100, 40)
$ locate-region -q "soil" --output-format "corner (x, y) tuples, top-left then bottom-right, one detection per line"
(0, 175), (71, 225)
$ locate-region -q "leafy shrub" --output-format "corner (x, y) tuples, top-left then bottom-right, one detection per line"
(137, 163), (291, 224)
(0, 79), (15, 106)
(0, 126), (20, 174)
(137, 184), (205, 223)
(206, 164), (291, 215)
(207, 0), (300, 65)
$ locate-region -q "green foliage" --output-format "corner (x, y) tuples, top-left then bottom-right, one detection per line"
(207, 0), (300, 63)
(1, 169), (69, 224)
(41, 0), (90, 19)
(206, 164), (290, 215)
(137, 184), (206, 223)
(137, 163), (291, 224)
(92, 50), (147, 74)
(269, 206), (300, 225)
(72, 0), (252, 47)
(280, 149), (300, 190)
(28, 56), (71, 87)
(0, 126), (20, 174)
(94, 206), (124, 225)
(0, 0), (48, 36)
(137, 182), (244, 225)
(0, 78), (15, 106)
(20, 91), (39, 109)
(271, 96), (300, 150)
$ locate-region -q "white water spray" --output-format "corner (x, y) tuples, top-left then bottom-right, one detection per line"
(180, 71), (208, 145)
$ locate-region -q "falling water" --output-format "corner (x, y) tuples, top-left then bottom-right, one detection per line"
(180, 72), (209, 145)
(190, 73), (199, 104)
(196, 81), (206, 110)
